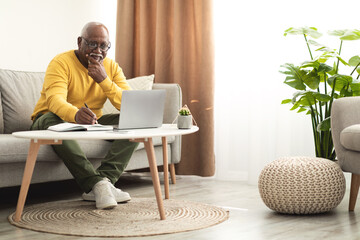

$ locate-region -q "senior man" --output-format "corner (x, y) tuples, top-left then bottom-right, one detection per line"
(30, 22), (138, 209)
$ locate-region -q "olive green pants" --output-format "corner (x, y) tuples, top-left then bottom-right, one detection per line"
(31, 112), (139, 193)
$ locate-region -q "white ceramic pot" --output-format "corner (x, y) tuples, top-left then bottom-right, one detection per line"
(177, 115), (193, 129)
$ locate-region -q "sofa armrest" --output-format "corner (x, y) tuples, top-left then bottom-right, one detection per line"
(331, 96), (360, 161)
(152, 83), (182, 164)
(152, 83), (182, 124)
(0, 92), (3, 134)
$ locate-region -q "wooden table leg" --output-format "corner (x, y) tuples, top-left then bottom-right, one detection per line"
(14, 140), (41, 222)
(143, 138), (166, 220)
(169, 163), (176, 184)
(162, 137), (169, 199)
(13, 139), (62, 222)
(349, 174), (360, 211)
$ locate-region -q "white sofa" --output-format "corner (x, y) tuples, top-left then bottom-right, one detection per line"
(0, 69), (182, 188)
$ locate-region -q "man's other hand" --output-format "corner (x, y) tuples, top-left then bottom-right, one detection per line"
(87, 54), (107, 83)
(75, 107), (98, 124)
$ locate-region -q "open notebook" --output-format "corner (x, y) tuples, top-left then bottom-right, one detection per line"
(48, 122), (113, 132)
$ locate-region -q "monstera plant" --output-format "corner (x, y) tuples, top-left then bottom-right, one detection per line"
(281, 27), (360, 160)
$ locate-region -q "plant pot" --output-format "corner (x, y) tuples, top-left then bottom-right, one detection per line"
(177, 115), (193, 129)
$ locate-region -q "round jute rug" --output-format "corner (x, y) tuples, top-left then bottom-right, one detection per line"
(8, 198), (229, 237)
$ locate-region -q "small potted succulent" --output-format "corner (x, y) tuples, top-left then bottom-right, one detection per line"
(177, 105), (193, 129)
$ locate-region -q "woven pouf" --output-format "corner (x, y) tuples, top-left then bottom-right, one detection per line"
(258, 156), (346, 214)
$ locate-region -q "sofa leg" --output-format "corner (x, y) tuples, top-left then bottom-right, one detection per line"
(170, 163), (176, 184)
(349, 174), (360, 211)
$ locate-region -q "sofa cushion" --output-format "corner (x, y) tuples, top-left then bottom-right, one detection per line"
(127, 74), (154, 90)
(340, 124), (360, 151)
(0, 69), (44, 133)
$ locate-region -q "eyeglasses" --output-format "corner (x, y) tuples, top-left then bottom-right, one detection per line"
(81, 37), (111, 52)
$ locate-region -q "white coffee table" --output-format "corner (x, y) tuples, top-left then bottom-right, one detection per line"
(11, 124), (199, 222)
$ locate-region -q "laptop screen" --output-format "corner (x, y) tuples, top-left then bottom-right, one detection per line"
(118, 90), (166, 129)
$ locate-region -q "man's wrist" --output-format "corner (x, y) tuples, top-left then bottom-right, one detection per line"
(96, 75), (107, 83)
(74, 111), (79, 123)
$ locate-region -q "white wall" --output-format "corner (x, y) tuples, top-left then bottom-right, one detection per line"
(214, 0), (360, 184)
(0, 0), (117, 72)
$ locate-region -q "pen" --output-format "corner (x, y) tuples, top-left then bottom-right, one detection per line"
(84, 103), (98, 124)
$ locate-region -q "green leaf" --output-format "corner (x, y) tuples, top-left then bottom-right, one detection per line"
(313, 92), (331, 102)
(333, 92), (341, 99)
(291, 91), (305, 103)
(329, 29), (360, 40)
(341, 87), (353, 97)
(308, 39), (324, 47)
(340, 29), (360, 40)
(328, 29), (348, 37)
(317, 51), (336, 63)
(328, 74), (353, 91)
(284, 27), (322, 38)
(328, 61), (338, 75)
(317, 117), (331, 132)
(349, 55), (360, 67)
(297, 107), (307, 113)
(315, 46), (333, 52)
(318, 63), (333, 73)
(281, 99), (292, 104)
(350, 82), (360, 96)
(281, 63), (320, 91)
(308, 40), (334, 52)
(302, 69), (320, 90)
(301, 61), (332, 73)
(301, 60), (320, 69)
(337, 56), (349, 66)
(280, 64), (307, 90)
(307, 27), (323, 39)
(297, 92), (316, 106)
(290, 101), (300, 110)
(319, 73), (327, 83)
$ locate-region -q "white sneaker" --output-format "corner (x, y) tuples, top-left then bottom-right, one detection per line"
(82, 178), (131, 203)
(92, 179), (117, 209)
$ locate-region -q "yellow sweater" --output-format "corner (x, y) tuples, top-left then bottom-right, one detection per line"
(31, 50), (131, 122)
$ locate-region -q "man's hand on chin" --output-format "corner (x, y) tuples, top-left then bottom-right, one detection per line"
(87, 53), (107, 83)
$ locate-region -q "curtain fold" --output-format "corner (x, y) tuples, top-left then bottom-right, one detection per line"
(116, 0), (214, 176)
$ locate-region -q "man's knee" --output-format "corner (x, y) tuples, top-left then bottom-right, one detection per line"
(31, 112), (64, 130)
(98, 114), (120, 125)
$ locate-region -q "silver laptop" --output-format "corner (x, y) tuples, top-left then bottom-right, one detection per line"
(117, 90), (166, 129)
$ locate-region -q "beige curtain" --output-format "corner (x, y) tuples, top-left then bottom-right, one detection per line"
(115, 0), (214, 176)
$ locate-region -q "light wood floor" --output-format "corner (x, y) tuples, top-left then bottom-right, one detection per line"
(0, 173), (359, 240)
